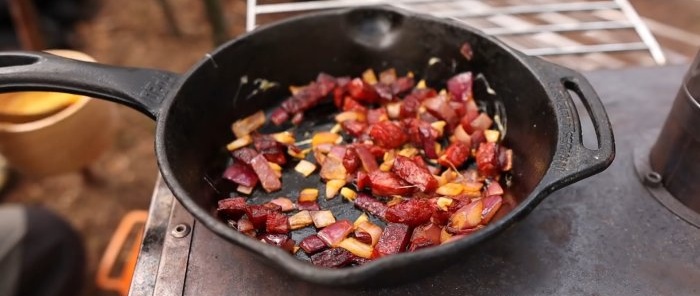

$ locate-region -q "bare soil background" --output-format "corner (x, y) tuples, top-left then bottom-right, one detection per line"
(0, 0), (697, 295)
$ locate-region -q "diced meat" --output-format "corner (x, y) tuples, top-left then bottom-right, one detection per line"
(250, 154), (281, 192)
(265, 211), (289, 234)
(392, 156), (438, 192)
(439, 142), (471, 168)
(217, 197), (247, 219)
(347, 78), (379, 103)
(341, 120), (367, 137)
(230, 147), (258, 165)
(245, 204), (269, 229)
(310, 248), (354, 268)
(300, 235), (327, 255)
(476, 142), (501, 177)
(354, 193), (388, 219)
(368, 171), (413, 196)
(369, 121), (408, 149)
(385, 198), (433, 227)
(342, 147), (360, 174)
(253, 134), (287, 165)
(373, 223), (411, 258)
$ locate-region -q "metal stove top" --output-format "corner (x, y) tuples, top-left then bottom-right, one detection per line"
(129, 65), (700, 296)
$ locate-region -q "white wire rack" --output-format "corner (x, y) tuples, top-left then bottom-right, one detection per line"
(245, 0), (666, 70)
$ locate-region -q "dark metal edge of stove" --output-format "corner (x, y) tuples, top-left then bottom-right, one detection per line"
(129, 175), (174, 296)
(153, 197), (195, 295)
(633, 131), (700, 228)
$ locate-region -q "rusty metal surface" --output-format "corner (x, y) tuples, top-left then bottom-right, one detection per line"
(132, 65), (700, 295)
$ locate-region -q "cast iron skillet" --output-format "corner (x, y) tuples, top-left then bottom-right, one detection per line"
(0, 6), (614, 286)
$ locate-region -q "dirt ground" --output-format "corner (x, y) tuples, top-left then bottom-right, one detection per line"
(0, 0), (698, 295)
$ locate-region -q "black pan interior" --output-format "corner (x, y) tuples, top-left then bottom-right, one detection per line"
(157, 7), (557, 263)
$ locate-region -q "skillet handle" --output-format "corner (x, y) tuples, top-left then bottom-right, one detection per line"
(528, 57), (615, 193)
(0, 51), (180, 119)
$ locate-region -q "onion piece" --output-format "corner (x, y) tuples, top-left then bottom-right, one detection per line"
(231, 110), (265, 138)
(226, 135), (252, 151)
(289, 210), (313, 230)
(355, 221), (383, 246)
(436, 183), (464, 196)
(317, 220), (354, 247)
(294, 160), (316, 177)
(484, 129), (500, 143)
(340, 187), (357, 201)
(353, 213), (369, 227)
(299, 188), (319, 202)
(338, 237), (374, 259)
(311, 210), (336, 228)
(270, 197), (295, 212)
(325, 179), (346, 199)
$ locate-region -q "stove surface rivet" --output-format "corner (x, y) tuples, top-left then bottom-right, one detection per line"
(644, 171), (662, 187)
(171, 223), (191, 238)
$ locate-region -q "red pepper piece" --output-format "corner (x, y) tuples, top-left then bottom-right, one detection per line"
(385, 198), (433, 227)
(310, 248), (354, 268)
(476, 142), (501, 177)
(217, 197), (247, 220)
(368, 171), (413, 196)
(354, 193), (388, 219)
(222, 162), (259, 188)
(265, 211), (290, 234)
(300, 234), (327, 255)
(250, 154), (281, 192)
(369, 121), (408, 149)
(373, 223), (411, 258)
(439, 142), (471, 168)
(392, 155), (438, 192)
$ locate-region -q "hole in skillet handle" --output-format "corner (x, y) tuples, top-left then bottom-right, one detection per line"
(564, 80), (599, 150)
(0, 54), (39, 68)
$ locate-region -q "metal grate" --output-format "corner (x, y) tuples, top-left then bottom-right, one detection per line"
(245, 0), (666, 70)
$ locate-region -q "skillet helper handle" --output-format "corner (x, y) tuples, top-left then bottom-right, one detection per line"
(531, 58), (615, 192)
(0, 51), (180, 119)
